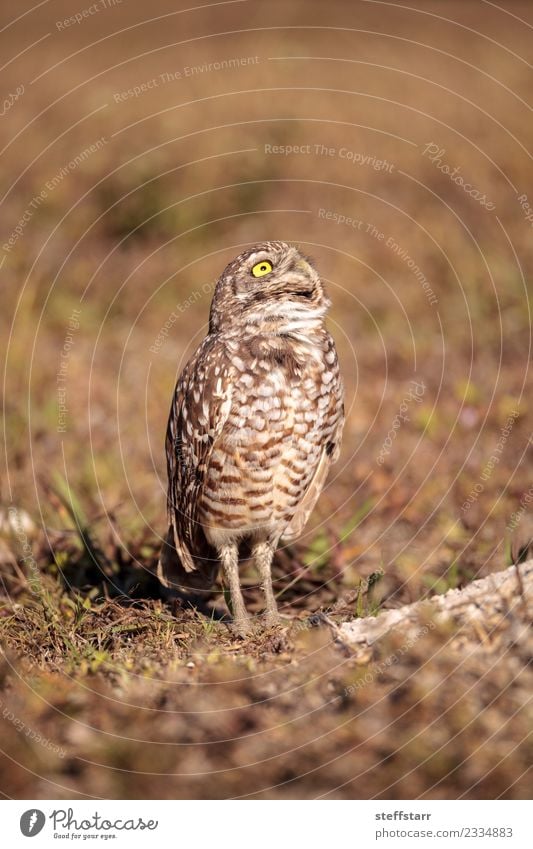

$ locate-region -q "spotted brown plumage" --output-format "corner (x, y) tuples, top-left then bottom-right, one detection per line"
(158, 241), (344, 634)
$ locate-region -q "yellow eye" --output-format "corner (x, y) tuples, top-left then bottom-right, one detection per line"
(251, 260), (273, 278)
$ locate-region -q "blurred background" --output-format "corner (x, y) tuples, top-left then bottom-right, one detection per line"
(0, 0), (531, 799)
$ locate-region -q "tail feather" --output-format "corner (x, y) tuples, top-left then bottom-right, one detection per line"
(157, 527), (219, 593)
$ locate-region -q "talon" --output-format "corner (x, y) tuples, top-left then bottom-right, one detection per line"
(232, 615), (255, 638)
(264, 613), (281, 629)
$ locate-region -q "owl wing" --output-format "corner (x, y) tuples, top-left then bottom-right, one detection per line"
(282, 374), (344, 543)
(164, 337), (233, 573)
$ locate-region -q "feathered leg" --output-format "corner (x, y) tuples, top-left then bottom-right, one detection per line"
(219, 542), (252, 636)
(253, 541), (280, 628)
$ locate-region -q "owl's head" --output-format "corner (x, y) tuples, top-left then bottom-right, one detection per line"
(209, 241), (330, 333)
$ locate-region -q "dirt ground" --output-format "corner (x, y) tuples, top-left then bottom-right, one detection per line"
(0, 0), (532, 799)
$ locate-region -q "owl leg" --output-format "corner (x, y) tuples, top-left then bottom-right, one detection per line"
(253, 541), (280, 628)
(219, 543), (252, 636)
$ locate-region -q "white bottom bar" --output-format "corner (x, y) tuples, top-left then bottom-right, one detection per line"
(2, 800), (531, 848)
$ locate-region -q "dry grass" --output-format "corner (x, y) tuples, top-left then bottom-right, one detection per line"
(1, 0), (532, 799)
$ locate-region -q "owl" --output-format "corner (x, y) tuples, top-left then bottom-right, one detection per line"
(158, 241), (344, 635)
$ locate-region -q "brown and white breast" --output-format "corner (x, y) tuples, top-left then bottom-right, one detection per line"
(198, 360), (330, 546)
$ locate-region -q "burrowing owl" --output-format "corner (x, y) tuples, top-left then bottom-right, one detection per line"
(158, 241), (344, 635)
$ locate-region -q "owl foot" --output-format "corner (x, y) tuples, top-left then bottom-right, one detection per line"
(264, 609), (282, 629)
(231, 615), (256, 639)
